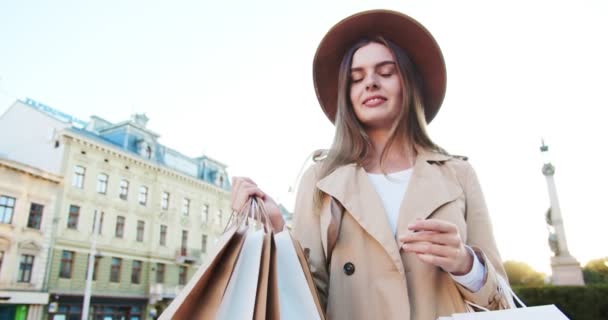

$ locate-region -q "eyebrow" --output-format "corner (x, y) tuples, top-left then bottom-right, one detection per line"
(350, 61), (396, 72)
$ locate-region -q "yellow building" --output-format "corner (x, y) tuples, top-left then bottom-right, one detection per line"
(0, 99), (232, 319)
(0, 158), (62, 320)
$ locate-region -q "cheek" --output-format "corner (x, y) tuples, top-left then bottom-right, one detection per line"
(349, 85), (359, 106)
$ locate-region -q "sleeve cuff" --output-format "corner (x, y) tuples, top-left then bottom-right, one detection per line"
(450, 246), (486, 292)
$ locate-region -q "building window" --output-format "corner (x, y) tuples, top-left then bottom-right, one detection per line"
(160, 225), (167, 246)
(59, 250), (74, 279)
(161, 192), (170, 210)
(27, 203), (44, 229)
(181, 230), (188, 256)
(96, 173), (108, 194)
(131, 260), (142, 284)
(85, 254), (101, 281)
(119, 179), (129, 200)
(138, 186), (148, 206)
(178, 266), (187, 285)
(145, 146), (152, 159)
(217, 209), (223, 226)
(110, 257), (122, 282)
(202, 234), (208, 254)
(182, 198), (190, 216)
(0, 195), (16, 224)
(202, 204), (209, 223)
(72, 165), (86, 189)
(115, 216), (125, 238)
(18, 254), (35, 282)
(67, 205), (80, 229)
(156, 263), (165, 283)
(136, 220), (145, 242)
(91, 211), (104, 234)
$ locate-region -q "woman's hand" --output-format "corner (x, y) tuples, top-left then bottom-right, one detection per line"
(231, 177), (285, 232)
(399, 219), (473, 275)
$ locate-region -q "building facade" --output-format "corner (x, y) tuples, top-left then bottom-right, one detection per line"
(0, 99), (232, 319)
(0, 158), (62, 320)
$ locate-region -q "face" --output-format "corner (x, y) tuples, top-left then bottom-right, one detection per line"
(349, 42), (404, 130)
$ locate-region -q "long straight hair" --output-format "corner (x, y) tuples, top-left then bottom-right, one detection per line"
(314, 36), (446, 207)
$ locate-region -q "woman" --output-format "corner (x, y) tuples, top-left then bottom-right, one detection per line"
(231, 9), (514, 320)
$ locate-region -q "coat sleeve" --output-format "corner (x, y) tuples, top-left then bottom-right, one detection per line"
(291, 165), (330, 310)
(455, 161), (514, 310)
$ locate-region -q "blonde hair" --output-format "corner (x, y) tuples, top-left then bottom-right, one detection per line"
(313, 36), (447, 207)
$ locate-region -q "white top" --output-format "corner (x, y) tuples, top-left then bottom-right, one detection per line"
(366, 169), (485, 292)
(366, 168), (413, 235)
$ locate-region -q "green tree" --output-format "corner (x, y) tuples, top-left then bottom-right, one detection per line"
(503, 260), (545, 286)
(583, 257), (608, 284)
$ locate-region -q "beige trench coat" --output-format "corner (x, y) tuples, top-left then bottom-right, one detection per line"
(291, 149), (513, 320)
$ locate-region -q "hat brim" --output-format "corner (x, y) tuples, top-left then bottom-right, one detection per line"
(313, 9), (446, 124)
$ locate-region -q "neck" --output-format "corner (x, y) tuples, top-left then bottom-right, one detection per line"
(364, 128), (415, 173)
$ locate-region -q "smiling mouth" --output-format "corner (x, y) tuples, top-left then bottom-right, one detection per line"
(363, 96), (387, 107)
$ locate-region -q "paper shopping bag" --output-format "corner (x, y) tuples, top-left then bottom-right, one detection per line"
(159, 222), (247, 320)
(437, 304), (569, 319)
(274, 231), (323, 320)
(216, 229), (266, 319)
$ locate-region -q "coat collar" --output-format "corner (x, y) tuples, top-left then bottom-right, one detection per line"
(315, 149), (462, 273)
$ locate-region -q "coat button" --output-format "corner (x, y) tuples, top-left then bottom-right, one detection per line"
(343, 262), (355, 276)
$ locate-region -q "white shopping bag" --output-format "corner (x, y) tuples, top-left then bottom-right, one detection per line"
(216, 229), (265, 319)
(438, 304), (569, 320)
(275, 231), (322, 320)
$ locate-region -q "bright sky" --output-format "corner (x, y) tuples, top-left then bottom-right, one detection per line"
(1, 0), (607, 274)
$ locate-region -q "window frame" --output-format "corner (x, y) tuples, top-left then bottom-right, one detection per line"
(115, 216), (125, 238)
(156, 263), (165, 283)
(178, 265), (187, 285)
(136, 220), (145, 242)
(0, 195), (16, 224)
(96, 173), (108, 194)
(131, 260), (142, 284)
(59, 250), (74, 279)
(26, 203), (44, 229)
(182, 198), (190, 216)
(18, 254), (35, 283)
(202, 234), (208, 254)
(161, 192), (170, 210)
(110, 257), (122, 283)
(72, 165), (86, 189)
(160, 225), (167, 246)
(119, 179), (129, 200)
(138, 186), (148, 206)
(67, 205), (80, 229)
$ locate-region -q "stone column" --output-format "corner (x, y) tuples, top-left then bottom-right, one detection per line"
(540, 142), (584, 285)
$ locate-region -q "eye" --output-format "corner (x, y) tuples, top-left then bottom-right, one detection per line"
(350, 72), (363, 83)
(378, 64), (396, 77)
(379, 68), (395, 77)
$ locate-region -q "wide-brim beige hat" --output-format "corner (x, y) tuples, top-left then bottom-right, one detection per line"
(313, 9), (446, 124)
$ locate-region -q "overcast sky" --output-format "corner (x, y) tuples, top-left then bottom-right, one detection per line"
(1, 0), (607, 274)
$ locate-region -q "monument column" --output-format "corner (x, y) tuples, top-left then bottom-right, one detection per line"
(540, 141), (584, 285)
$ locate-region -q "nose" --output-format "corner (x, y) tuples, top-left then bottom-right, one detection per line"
(364, 74), (380, 91)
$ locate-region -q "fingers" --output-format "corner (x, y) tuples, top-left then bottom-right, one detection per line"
(407, 219), (457, 233)
(230, 177), (265, 212)
(401, 241), (459, 258)
(399, 231), (460, 247)
(400, 218), (471, 274)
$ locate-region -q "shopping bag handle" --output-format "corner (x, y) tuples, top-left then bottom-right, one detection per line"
(224, 197), (274, 233)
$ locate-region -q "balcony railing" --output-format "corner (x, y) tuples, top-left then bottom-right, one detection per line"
(149, 284), (185, 302)
(175, 247), (201, 264)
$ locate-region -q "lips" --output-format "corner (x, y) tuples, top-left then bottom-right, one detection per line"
(362, 95), (387, 107)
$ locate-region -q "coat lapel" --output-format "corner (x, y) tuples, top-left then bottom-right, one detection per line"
(395, 150), (463, 236)
(316, 164), (405, 274)
(315, 150), (464, 275)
